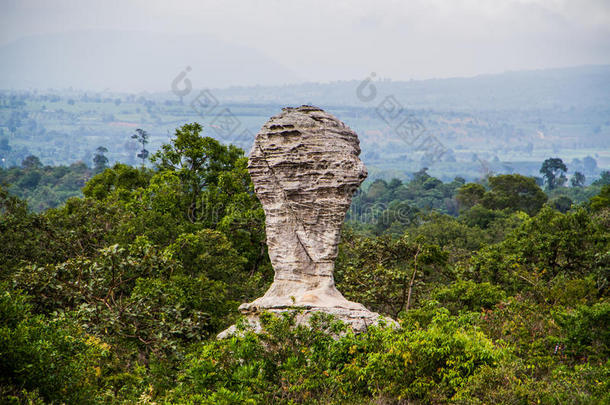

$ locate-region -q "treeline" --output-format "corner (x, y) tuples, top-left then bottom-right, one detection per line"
(349, 161), (608, 236)
(1, 123), (609, 404)
(3, 141), (608, 218)
(0, 145), (113, 211)
(0, 156), (91, 211)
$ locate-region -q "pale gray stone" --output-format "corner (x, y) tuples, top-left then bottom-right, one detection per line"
(218, 106), (393, 338)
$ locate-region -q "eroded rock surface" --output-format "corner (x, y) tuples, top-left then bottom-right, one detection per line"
(219, 106), (392, 338)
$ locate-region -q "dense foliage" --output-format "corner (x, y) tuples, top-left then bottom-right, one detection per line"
(0, 158), (92, 211)
(1, 123), (608, 404)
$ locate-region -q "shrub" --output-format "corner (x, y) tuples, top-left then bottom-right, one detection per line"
(0, 289), (107, 404)
(557, 302), (610, 364)
(169, 310), (503, 404)
(432, 280), (506, 314)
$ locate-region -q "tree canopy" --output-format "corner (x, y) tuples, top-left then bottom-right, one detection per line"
(1, 123), (609, 404)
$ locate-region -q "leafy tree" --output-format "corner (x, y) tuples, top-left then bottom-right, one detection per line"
(458, 297), (608, 404)
(557, 302), (610, 364)
(169, 310), (502, 404)
(551, 195), (573, 213)
(1, 190), (128, 279)
(352, 173), (463, 228)
(540, 157), (568, 190)
(0, 186), (42, 275)
(92, 146), (109, 174)
(150, 123), (244, 222)
(152, 123), (243, 194)
(21, 155), (42, 169)
(11, 239), (235, 361)
(0, 290), (107, 404)
(374, 200), (419, 235)
(336, 230), (447, 317)
(167, 229), (248, 293)
(571, 171), (586, 187)
(481, 174), (547, 216)
(0, 162), (93, 211)
(113, 171), (194, 245)
(365, 179), (390, 201)
(590, 185), (610, 212)
(469, 206), (609, 297)
(82, 163), (151, 201)
(131, 128), (149, 166)
(403, 212), (491, 263)
(17, 170), (42, 189)
(85, 124), (269, 280)
(458, 203), (527, 240)
(432, 280), (505, 314)
(456, 183), (485, 210)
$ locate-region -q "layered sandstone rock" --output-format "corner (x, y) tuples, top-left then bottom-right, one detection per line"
(218, 106), (392, 338)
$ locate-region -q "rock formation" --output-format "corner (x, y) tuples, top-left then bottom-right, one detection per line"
(218, 106), (392, 338)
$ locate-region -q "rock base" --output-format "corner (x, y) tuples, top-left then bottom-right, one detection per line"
(217, 304), (395, 339)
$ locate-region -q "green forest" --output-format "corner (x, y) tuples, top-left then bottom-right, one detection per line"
(1, 123), (609, 404)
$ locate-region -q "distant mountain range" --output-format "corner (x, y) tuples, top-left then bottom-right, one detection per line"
(209, 65), (610, 111)
(0, 30), (301, 91)
(1, 30), (609, 114)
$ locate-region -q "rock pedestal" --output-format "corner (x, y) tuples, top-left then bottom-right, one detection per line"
(218, 106), (392, 338)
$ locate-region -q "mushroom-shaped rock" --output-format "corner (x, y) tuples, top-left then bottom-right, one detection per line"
(218, 106), (393, 338)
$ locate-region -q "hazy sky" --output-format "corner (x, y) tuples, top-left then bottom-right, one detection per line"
(2, 0), (610, 82)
